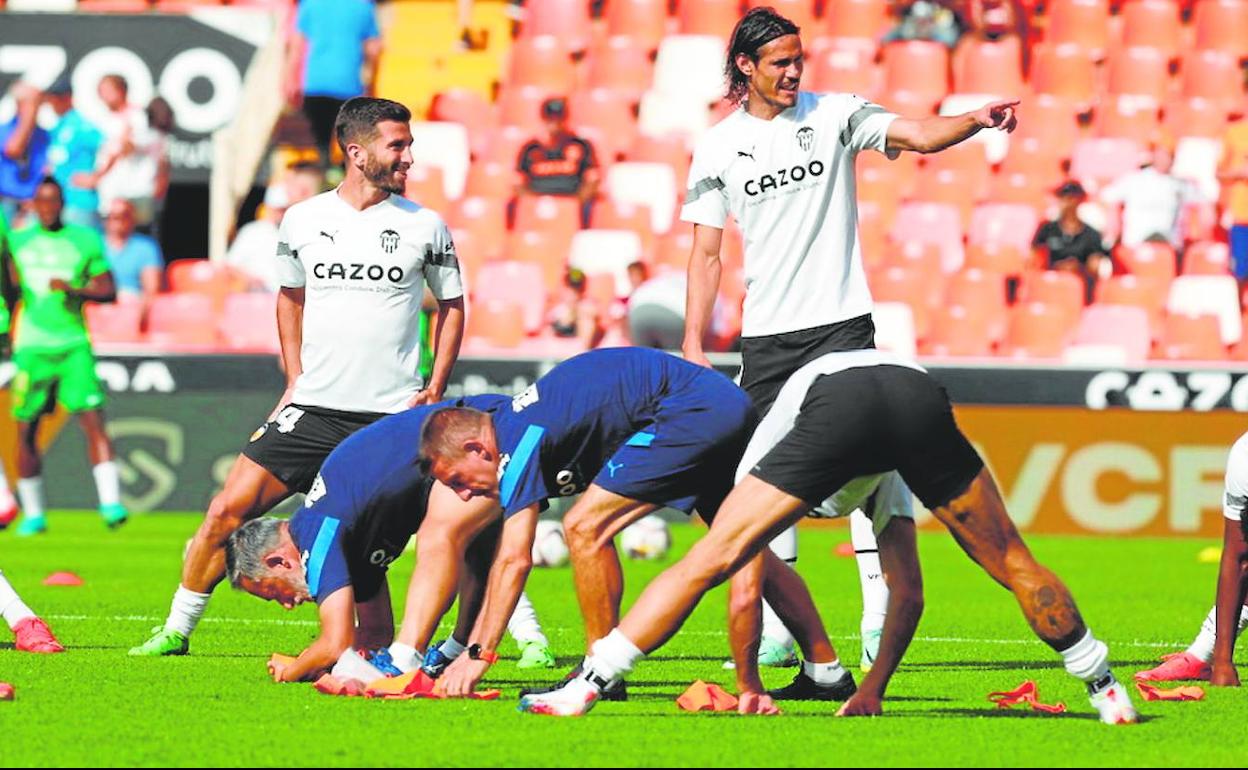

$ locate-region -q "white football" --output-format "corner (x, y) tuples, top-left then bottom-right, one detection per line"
(620, 515), (671, 560)
(532, 519), (570, 567)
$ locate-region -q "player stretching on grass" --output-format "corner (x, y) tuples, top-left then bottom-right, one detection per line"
(1136, 431), (1248, 686)
(0, 568), (63, 653)
(680, 8), (1020, 671)
(519, 350), (1139, 725)
(131, 97), (467, 657)
(2, 177), (126, 535)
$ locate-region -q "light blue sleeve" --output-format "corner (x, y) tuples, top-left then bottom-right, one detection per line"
(364, 3), (381, 40)
(137, 236), (163, 271)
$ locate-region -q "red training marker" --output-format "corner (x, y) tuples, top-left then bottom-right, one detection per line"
(43, 572), (84, 586)
(0, 683), (14, 701)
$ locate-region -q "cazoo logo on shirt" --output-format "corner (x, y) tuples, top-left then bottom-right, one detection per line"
(743, 160), (826, 197)
(312, 262), (407, 282)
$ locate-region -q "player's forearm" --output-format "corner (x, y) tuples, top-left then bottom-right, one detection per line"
(1212, 520), (1248, 667)
(396, 544), (462, 652)
(73, 275), (117, 303)
(728, 555), (767, 693)
(287, 634), (349, 682)
(276, 288), (304, 387)
(682, 249), (721, 354)
(470, 554), (532, 651)
(857, 581), (923, 700)
(894, 113), (982, 154)
(425, 297), (465, 397)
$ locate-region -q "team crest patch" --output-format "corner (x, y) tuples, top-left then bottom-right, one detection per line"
(379, 229), (401, 254)
(796, 126), (815, 152)
(249, 424), (268, 442)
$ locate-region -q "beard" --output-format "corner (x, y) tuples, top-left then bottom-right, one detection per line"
(362, 153), (407, 195)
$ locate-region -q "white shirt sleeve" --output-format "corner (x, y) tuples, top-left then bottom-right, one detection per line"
(680, 139), (729, 229)
(424, 219), (465, 301)
(1223, 433), (1248, 522)
(274, 212), (306, 288)
(838, 94), (899, 158)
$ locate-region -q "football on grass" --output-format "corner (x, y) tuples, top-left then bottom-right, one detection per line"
(620, 515), (671, 560)
(532, 520), (570, 567)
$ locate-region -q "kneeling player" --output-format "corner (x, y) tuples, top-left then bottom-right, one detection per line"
(1136, 432), (1248, 686)
(519, 350), (1138, 724)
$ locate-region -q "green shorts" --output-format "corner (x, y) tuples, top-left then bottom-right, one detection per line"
(10, 344), (107, 422)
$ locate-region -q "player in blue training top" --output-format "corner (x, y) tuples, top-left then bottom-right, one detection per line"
(401, 347), (760, 698)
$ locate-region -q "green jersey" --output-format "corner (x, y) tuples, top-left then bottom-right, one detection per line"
(6, 222), (109, 352)
(0, 209), (9, 336)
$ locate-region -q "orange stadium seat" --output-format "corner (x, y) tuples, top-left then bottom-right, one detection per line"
(1164, 97), (1230, 140)
(449, 228), (484, 290)
(587, 36), (656, 103)
(497, 87), (558, 132)
(1157, 313), (1227, 360)
(218, 294), (280, 353)
(515, 195), (582, 244)
(654, 229), (694, 271)
(607, 162), (679, 234)
(1070, 138), (1144, 190)
(886, 240), (944, 280)
(746, 0), (817, 32)
(923, 142), (990, 200)
(824, 0), (890, 42)
(968, 203), (1040, 255)
(920, 305), (996, 357)
(952, 37), (1025, 97)
(483, 124), (536, 167)
(1116, 240), (1178, 281)
(520, 0), (594, 53)
(1168, 274), (1243, 345)
(85, 300), (144, 346)
(606, 0), (671, 53)
(405, 165), (450, 213)
(629, 134), (692, 189)
(1019, 270), (1086, 317)
(868, 267), (935, 339)
(1002, 301), (1077, 359)
(1095, 98), (1162, 145)
(965, 242), (1029, 277)
(1181, 50), (1243, 105)
(946, 268), (1009, 339)
(146, 294), (219, 349)
(1095, 274), (1169, 329)
(571, 88), (639, 146)
(451, 195), (508, 247)
(890, 202), (964, 272)
(912, 168), (978, 225)
(1107, 47), (1171, 105)
(987, 171), (1052, 209)
(678, 0), (739, 36)
(508, 228), (569, 292)
(463, 160), (514, 200)
(1071, 305), (1153, 363)
(467, 300), (527, 349)
(1193, 0), (1248, 58)
(1122, 0), (1183, 60)
(475, 261), (548, 334)
(166, 260), (246, 309)
(1046, 0), (1112, 60)
(859, 149), (919, 198)
(508, 36), (578, 93)
(590, 199), (654, 253)
(1030, 45), (1096, 108)
(883, 41), (950, 111)
(430, 89), (496, 131)
(1012, 94), (1081, 158)
(808, 46), (882, 97)
(1182, 240), (1231, 274)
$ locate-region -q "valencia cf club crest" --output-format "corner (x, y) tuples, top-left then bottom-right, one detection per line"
(379, 229), (401, 254)
(796, 126), (815, 152)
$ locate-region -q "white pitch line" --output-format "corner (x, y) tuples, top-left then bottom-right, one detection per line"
(44, 613), (1187, 648)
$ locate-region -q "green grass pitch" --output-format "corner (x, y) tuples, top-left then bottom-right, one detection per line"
(1, 511), (1244, 767)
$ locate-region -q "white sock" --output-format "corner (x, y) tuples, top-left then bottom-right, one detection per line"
(507, 591), (549, 646)
(92, 461), (122, 508)
(1185, 605), (1248, 662)
(0, 471), (12, 496)
(164, 586), (211, 638)
(0, 570), (36, 629)
(439, 636), (466, 659)
(388, 641), (423, 673)
(17, 477), (45, 521)
(769, 524), (798, 562)
(803, 657), (848, 685)
(585, 628), (644, 681)
(331, 648), (384, 682)
(761, 599), (795, 649)
(1059, 629), (1111, 684)
(851, 509), (888, 635)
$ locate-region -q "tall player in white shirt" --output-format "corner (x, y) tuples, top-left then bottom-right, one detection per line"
(131, 97), (466, 657)
(679, 8), (1018, 673)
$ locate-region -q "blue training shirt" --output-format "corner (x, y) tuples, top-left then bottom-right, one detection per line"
(297, 0), (380, 100)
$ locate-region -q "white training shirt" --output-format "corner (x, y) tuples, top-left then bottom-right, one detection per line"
(275, 190), (464, 413)
(681, 91), (898, 338)
(736, 349), (921, 536)
(1223, 431), (1248, 522)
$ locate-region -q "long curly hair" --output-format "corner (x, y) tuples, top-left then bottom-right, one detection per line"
(724, 7), (800, 104)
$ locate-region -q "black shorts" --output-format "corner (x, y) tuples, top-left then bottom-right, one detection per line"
(241, 404), (386, 493)
(751, 365), (984, 510)
(739, 314), (876, 416)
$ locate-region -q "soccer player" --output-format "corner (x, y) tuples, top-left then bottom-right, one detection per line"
(519, 350), (1138, 725)
(2, 177), (126, 535)
(130, 97), (466, 657)
(680, 8), (1019, 670)
(0, 568), (64, 653)
(1135, 431), (1248, 686)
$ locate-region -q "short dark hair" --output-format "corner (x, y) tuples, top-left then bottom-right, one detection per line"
(334, 97), (412, 154)
(725, 7), (800, 104)
(101, 73), (128, 94)
(37, 175), (63, 198)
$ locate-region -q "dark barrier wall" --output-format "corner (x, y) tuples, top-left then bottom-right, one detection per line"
(1, 353), (1245, 536)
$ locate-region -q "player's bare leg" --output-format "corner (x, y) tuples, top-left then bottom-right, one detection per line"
(13, 419), (46, 535)
(78, 409), (126, 528)
(130, 455), (291, 656)
(928, 468), (1137, 724)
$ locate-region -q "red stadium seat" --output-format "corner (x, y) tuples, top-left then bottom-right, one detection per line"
(1095, 274), (1170, 329)
(746, 0), (817, 32)
(497, 87), (558, 132)
(463, 160), (514, 201)
(570, 89), (639, 163)
(218, 293), (279, 353)
(430, 89), (496, 131)
(1122, 0), (1182, 60)
(1182, 240), (1231, 275)
(952, 37), (1025, 97)
(1011, 94), (1081, 158)
(968, 203), (1040, 255)
(587, 36), (655, 103)
(890, 202), (964, 271)
(628, 134), (692, 190)
(1071, 305), (1153, 363)
(1164, 97), (1230, 140)
(146, 294), (219, 349)
(678, 0), (739, 36)
(450, 194), (507, 242)
(467, 300), (527, 348)
(1019, 270), (1086, 318)
(508, 228), (569, 293)
(1030, 45), (1097, 108)
(920, 305), (996, 357)
(514, 195), (582, 245)
(1069, 138), (1145, 190)
(882, 40), (950, 111)
(520, 0), (594, 53)
(1116, 240), (1178, 281)
(999, 135), (1067, 180)
(946, 268), (1010, 340)
(1095, 97), (1162, 145)
(885, 240), (944, 280)
(475, 261), (548, 334)
(85, 299), (144, 346)
(1047, 0), (1112, 60)
(590, 200), (654, 252)
(1181, 50), (1243, 105)
(986, 171), (1052, 210)
(868, 265), (941, 338)
(482, 124), (534, 166)
(166, 260), (246, 310)
(923, 141), (990, 198)
(1001, 301), (1077, 359)
(507, 36), (577, 93)
(1156, 313), (1227, 360)
(824, 0), (890, 42)
(606, 0), (671, 53)
(808, 45), (882, 98)
(1107, 47), (1171, 106)
(965, 242), (1029, 277)
(654, 229), (694, 271)
(1193, 0), (1248, 58)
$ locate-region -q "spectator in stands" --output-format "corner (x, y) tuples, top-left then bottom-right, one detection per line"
(882, 0), (964, 49)
(547, 266), (601, 349)
(43, 75), (103, 230)
(1100, 146), (1194, 252)
(0, 82), (51, 223)
(102, 199), (162, 324)
(225, 184), (291, 292)
(515, 98), (600, 227)
(83, 74), (160, 232)
(1032, 181), (1108, 302)
(144, 97), (174, 238)
(1219, 113), (1248, 285)
(285, 0), (383, 168)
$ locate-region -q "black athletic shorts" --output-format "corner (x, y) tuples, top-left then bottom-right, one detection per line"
(751, 365), (984, 510)
(739, 314), (876, 415)
(241, 403), (386, 493)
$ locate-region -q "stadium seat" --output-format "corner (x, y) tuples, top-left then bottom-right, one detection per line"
(1168, 274), (1242, 344)
(467, 300), (527, 348)
(1181, 50), (1243, 106)
(808, 46), (882, 97)
(1095, 274), (1170, 329)
(871, 302), (918, 357)
(637, 90), (712, 142)
(1157, 313), (1227, 360)
(463, 160), (514, 200)
(405, 165), (450, 213)
(1116, 240), (1178, 281)
(1069, 138), (1144, 191)
(1193, 0), (1248, 58)
(912, 168), (977, 225)
(482, 124), (535, 166)
(569, 229), (645, 298)
(920, 305), (996, 357)
(1030, 45), (1097, 108)
(882, 41), (950, 111)
(951, 37), (1025, 97)
(507, 36), (577, 93)
(629, 134), (692, 190)
(653, 36), (728, 105)
(1094, 98), (1162, 146)
(1107, 47), (1171, 106)
(606, 0), (671, 53)
(449, 228), (484, 290)
(922, 141), (990, 202)
(1121, 0), (1182, 60)
(890, 202), (964, 272)
(520, 0), (594, 53)
(570, 88), (639, 157)
(946, 268), (1010, 340)
(475, 261), (548, 334)
(886, 240), (944, 280)
(1001, 301), (1077, 359)
(1182, 240), (1231, 275)
(1070, 305), (1153, 364)
(498, 86), (559, 132)
(965, 242), (1028, 277)
(409, 122), (471, 201)
(514, 195), (582, 245)
(678, 0), (739, 37)
(606, 162), (678, 234)
(147, 293), (219, 349)
(1047, 0), (1112, 60)
(746, 0), (817, 32)
(85, 299), (144, 346)
(1019, 270), (1086, 319)
(859, 148), (919, 199)
(1010, 94), (1081, 159)
(587, 36), (656, 103)
(430, 88), (495, 130)
(166, 260), (246, 309)
(986, 171), (1051, 210)
(507, 228), (568, 292)
(824, 0), (890, 42)
(868, 265), (940, 338)
(968, 203), (1039, 256)
(218, 294), (280, 353)
(451, 195), (507, 249)
(1164, 97), (1230, 139)
(654, 229), (694, 271)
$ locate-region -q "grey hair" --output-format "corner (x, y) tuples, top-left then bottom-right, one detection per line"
(225, 517), (286, 588)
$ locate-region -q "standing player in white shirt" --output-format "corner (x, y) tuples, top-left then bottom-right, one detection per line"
(680, 8), (1018, 682)
(131, 97), (467, 657)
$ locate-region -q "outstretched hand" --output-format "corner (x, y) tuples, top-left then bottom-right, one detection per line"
(837, 691), (883, 717)
(975, 100), (1020, 133)
(737, 691), (781, 716)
